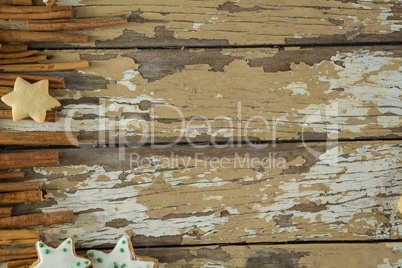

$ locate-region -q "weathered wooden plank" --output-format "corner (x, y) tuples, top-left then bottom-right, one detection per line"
(1, 46), (400, 144)
(9, 140), (401, 248)
(134, 243), (402, 267)
(0, 0), (400, 48)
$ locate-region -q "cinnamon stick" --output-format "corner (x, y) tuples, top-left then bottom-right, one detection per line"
(0, 73), (65, 88)
(28, 14), (128, 31)
(0, 181), (40, 192)
(0, 30), (88, 43)
(2, 238), (38, 246)
(0, 110), (57, 122)
(0, 10), (73, 20)
(7, 259), (36, 268)
(0, 55), (48, 65)
(0, 0), (33, 5)
(0, 230), (39, 246)
(0, 79), (62, 88)
(0, 150), (59, 170)
(0, 247), (37, 261)
(0, 238), (38, 246)
(0, 85), (12, 96)
(0, 4), (72, 13)
(0, 50), (38, 59)
(0, 73), (65, 84)
(0, 230), (39, 240)
(0, 44), (27, 53)
(11, 0), (33, 5)
(0, 247), (36, 255)
(0, 210), (74, 228)
(1, 253), (37, 262)
(0, 190), (43, 204)
(0, 172), (25, 179)
(0, 60), (89, 72)
(0, 132), (79, 146)
(0, 207), (12, 217)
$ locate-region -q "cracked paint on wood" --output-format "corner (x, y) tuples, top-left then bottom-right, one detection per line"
(0, 0), (401, 48)
(6, 141), (401, 248)
(0, 46), (400, 144)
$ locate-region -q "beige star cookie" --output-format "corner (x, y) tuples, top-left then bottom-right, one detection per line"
(1, 77), (60, 123)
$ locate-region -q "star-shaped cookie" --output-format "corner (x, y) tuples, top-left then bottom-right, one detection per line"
(87, 235), (158, 268)
(31, 237), (92, 268)
(1, 77), (60, 123)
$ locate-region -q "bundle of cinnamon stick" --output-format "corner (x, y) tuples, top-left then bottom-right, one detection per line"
(0, 4), (73, 20)
(0, 150), (75, 267)
(0, 0), (127, 75)
(0, 7), (127, 44)
(0, 44), (88, 78)
(0, 2), (130, 267)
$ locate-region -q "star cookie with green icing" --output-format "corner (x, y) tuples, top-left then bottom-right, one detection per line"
(87, 235), (158, 268)
(30, 237), (92, 268)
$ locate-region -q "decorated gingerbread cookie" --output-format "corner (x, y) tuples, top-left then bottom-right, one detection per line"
(30, 237), (92, 268)
(87, 235), (158, 268)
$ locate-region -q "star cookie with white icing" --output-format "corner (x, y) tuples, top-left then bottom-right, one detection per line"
(30, 237), (92, 268)
(1, 77), (60, 123)
(87, 235), (158, 268)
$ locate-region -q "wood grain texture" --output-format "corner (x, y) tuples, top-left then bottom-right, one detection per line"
(0, 0), (400, 48)
(9, 140), (401, 248)
(1, 46), (399, 144)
